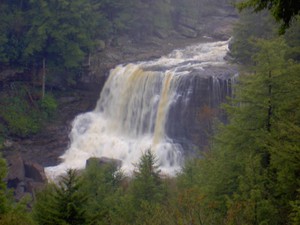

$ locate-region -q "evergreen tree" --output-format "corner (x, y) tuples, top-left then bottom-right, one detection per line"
(24, 0), (102, 97)
(131, 150), (165, 205)
(236, 0), (300, 33)
(118, 150), (168, 224)
(0, 0), (29, 67)
(284, 16), (300, 61)
(33, 169), (87, 225)
(229, 10), (277, 65)
(80, 159), (123, 225)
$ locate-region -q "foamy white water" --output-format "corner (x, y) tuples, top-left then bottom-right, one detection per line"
(45, 39), (231, 180)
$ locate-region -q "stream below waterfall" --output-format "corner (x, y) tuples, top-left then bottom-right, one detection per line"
(45, 39), (237, 179)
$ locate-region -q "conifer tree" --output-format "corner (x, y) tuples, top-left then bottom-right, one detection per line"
(80, 159), (123, 225)
(119, 150), (168, 224)
(33, 169), (87, 225)
(131, 150), (165, 205)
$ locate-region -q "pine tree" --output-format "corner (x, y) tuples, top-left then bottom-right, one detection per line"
(80, 159), (123, 225)
(33, 169), (87, 225)
(117, 150), (168, 224)
(131, 150), (165, 205)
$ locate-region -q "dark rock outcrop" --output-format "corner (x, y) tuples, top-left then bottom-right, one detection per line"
(86, 157), (122, 169)
(177, 25), (198, 38)
(5, 153), (46, 200)
(24, 161), (47, 183)
(166, 67), (236, 155)
(6, 153), (25, 190)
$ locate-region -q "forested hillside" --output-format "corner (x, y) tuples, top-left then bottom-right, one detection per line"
(0, 0), (233, 142)
(0, 0), (299, 224)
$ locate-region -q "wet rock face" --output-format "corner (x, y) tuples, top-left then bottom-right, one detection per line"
(166, 68), (236, 154)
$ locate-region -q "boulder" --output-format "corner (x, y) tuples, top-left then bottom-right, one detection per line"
(14, 181), (27, 201)
(86, 157), (122, 169)
(154, 29), (169, 39)
(24, 161), (47, 183)
(6, 153), (25, 189)
(177, 25), (198, 38)
(5, 156), (47, 200)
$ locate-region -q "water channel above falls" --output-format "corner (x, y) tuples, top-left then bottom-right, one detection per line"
(46, 39), (237, 179)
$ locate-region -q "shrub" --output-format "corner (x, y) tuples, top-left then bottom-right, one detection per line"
(0, 96), (39, 137)
(39, 94), (58, 118)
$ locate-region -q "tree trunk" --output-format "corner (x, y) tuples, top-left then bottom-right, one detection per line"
(267, 70), (272, 132)
(42, 57), (46, 99)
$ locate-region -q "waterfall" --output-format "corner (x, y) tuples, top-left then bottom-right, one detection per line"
(45, 39), (236, 179)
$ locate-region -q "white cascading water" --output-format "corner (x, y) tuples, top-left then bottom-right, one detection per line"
(45, 39), (231, 180)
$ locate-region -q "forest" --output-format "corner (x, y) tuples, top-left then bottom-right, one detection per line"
(0, 0), (229, 139)
(0, 0), (300, 224)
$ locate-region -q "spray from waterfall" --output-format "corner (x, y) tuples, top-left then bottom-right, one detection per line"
(45, 39), (235, 180)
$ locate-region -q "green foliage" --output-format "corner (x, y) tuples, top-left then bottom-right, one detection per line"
(236, 0), (300, 33)
(0, 95), (40, 137)
(33, 169), (87, 225)
(0, 155), (9, 215)
(0, 154), (34, 224)
(174, 36), (300, 225)
(290, 192), (300, 225)
(229, 10), (277, 65)
(80, 159), (123, 224)
(39, 94), (57, 118)
(284, 16), (300, 61)
(111, 150), (168, 224)
(134, 202), (173, 225)
(24, 0), (100, 70)
(0, 195), (35, 225)
(0, 0), (105, 84)
(131, 150), (166, 205)
(0, 86), (57, 137)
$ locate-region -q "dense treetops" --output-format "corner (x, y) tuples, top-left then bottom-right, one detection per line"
(236, 0), (300, 33)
